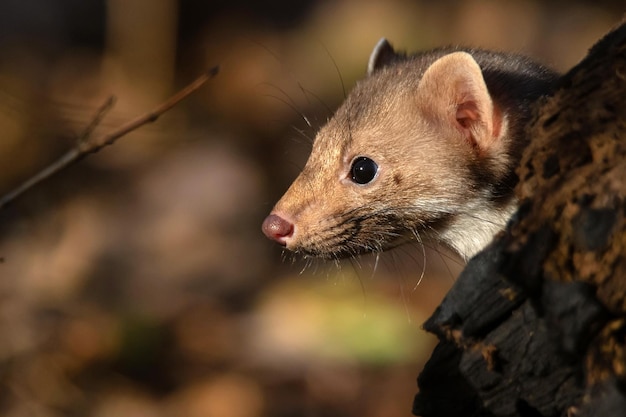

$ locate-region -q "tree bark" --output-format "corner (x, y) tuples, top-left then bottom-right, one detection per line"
(413, 21), (626, 417)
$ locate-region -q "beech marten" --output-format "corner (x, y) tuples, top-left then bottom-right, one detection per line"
(262, 39), (558, 261)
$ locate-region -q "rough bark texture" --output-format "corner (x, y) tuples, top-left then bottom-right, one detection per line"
(413, 22), (626, 417)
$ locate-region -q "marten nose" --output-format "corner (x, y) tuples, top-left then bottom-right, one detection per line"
(262, 213), (294, 246)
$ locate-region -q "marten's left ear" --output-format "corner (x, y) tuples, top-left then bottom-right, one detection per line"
(367, 38), (399, 75)
(418, 52), (502, 153)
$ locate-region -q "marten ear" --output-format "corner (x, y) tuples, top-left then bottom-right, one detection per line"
(418, 52), (501, 153)
(367, 38), (398, 75)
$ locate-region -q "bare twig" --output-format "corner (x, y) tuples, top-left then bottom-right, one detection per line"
(76, 95), (117, 145)
(0, 66), (219, 210)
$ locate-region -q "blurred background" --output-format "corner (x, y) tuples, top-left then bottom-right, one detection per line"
(0, 1), (622, 416)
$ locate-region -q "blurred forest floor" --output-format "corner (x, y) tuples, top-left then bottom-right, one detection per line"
(0, 1), (622, 416)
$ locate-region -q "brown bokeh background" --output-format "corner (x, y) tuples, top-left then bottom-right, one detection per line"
(0, 1), (622, 416)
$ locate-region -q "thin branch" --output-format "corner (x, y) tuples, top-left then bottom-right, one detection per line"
(76, 95), (117, 145)
(0, 66), (219, 210)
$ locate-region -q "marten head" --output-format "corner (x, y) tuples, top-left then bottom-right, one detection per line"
(262, 39), (555, 260)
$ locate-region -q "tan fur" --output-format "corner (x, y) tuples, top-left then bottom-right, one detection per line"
(266, 46), (556, 261)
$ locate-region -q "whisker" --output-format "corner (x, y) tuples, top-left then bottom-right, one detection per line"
(299, 258), (310, 275)
(347, 256), (369, 317)
(435, 243), (458, 283)
(318, 41), (347, 100)
(290, 125), (314, 145)
(297, 84), (334, 117)
(410, 229), (427, 290)
(260, 91), (312, 128)
(371, 252), (380, 280)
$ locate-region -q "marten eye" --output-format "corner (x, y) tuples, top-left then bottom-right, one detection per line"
(350, 157), (378, 184)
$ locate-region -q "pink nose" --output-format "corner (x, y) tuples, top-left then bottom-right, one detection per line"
(262, 214), (294, 246)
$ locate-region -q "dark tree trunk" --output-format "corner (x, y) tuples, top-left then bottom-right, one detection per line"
(413, 21), (626, 417)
